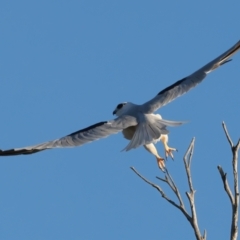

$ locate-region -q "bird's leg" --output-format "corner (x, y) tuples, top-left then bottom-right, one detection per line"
(143, 143), (165, 171)
(160, 134), (177, 160)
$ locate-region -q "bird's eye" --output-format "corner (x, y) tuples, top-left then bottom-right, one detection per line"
(117, 103), (123, 109)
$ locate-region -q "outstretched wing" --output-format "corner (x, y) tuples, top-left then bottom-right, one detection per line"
(0, 115), (137, 156)
(141, 40), (240, 113)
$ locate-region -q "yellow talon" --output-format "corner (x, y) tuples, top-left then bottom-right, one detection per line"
(156, 157), (165, 171)
(160, 134), (177, 160)
(165, 146), (177, 160)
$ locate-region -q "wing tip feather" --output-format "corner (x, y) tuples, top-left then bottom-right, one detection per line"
(0, 148), (44, 156)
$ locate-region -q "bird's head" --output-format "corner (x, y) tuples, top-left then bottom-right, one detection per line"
(113, 102), (133, 116)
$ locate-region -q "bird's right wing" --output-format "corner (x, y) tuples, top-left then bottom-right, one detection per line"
(140, 40), (240, 113)
(0, 115), (138, 156)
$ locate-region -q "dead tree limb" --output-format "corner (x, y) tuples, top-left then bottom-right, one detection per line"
(218, 122), (240, 240)
(183, 138), (206, 240)
(131, 166), (190, 219)
(131, 138), (206, 240)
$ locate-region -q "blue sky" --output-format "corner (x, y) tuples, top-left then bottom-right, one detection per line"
(0, 1), (240, 239)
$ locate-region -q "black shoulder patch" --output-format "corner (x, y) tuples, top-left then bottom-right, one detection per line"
(117, 103), (123, 109)
(68, 121), (107, 136)
(157, 77), (187, 95)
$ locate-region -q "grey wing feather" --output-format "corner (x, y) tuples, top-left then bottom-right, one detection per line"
(141, 40), (240, 113)
(0, 115), (137, 156)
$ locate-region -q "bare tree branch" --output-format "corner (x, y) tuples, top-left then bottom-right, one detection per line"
(131, 122), (240, 240)
(222, 121), (234, 148)
(231, 139), (240, 240)
(218, 122), (240, 240)
(130, 166), (188, 216)
(183, 138), (195, 193)
(131, 138), (206, 240)
(157, 169), (185, 209)
(183, 138), (206, 240)
(203, 230), (207, 240)
(217, 166), (234, 205)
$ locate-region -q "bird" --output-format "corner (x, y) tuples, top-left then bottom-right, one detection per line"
(1, 41), (240, 170)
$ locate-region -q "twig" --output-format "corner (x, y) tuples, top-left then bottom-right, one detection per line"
(157, 169), (185, 209)
(222, 122), (234, 148)
(218, 122), (240, 240)
(184, 138), (195, 192)
(217, 166), (234, 205)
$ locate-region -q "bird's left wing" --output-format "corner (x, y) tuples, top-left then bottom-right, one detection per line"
(140, 40), (240, 113)
(0, 115), (137, 156)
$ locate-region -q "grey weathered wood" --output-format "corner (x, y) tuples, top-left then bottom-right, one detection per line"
(218, 122), (240, 240)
